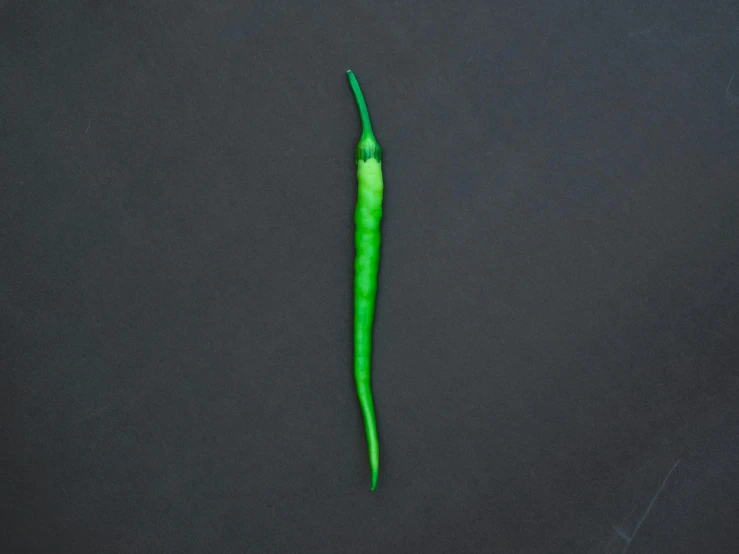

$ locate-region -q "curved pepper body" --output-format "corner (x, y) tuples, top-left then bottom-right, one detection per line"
(354, 158), (383, 491)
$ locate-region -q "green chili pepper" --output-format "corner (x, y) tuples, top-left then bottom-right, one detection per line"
(347, 69), (383, 491)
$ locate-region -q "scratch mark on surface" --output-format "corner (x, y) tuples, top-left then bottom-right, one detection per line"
(73, 404), (112, 424)
(628, 21), (739, 48)
(85, 119), (91, 134)
(72, 388), (151, 424)
(726, 72), (738, 105)
(610, 459), (681, 553)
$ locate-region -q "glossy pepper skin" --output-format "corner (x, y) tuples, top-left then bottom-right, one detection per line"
(347, 70), (383, 491)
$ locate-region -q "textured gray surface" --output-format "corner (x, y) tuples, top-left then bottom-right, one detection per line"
(2, 1), (739, 552)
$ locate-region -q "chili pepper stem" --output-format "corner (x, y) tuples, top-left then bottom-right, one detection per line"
(347, 70), (382, 163)
(346, 70), (374, 138)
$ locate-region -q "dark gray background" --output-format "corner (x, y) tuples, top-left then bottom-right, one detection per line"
(2, 1), (739, 552)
